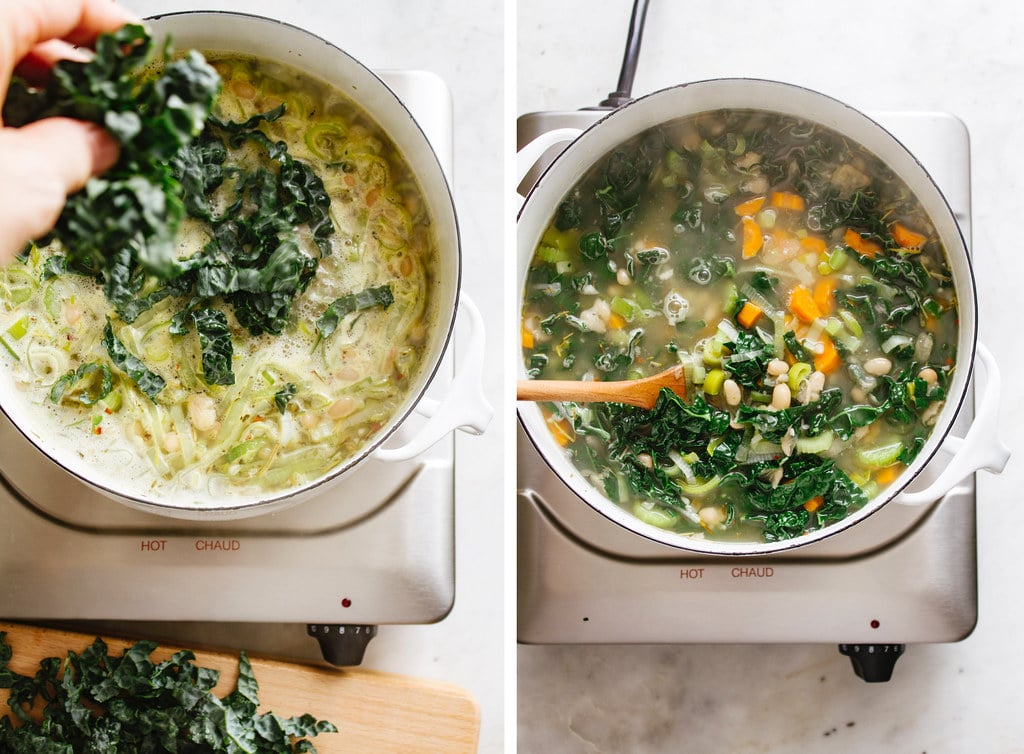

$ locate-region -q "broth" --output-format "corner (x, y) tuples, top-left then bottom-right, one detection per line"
(522, 109), (957, 543)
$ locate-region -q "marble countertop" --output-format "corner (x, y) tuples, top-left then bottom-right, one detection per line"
(519, 0), (1023, 752)
(117, 1), (506, 752)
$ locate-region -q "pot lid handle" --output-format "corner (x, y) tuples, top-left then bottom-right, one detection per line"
(516, 128), (583, 198)
(374, 295), (492, 462)
(895, 342), (1010, 506)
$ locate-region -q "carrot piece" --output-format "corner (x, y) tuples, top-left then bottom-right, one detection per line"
(770, 191), (806, 212)
(874, 464), (903, 487)
(800, 236), (828, 254)
(892, 222), (927, 249)
(814, 335), (841, 374)
(813, 279), (836, 316)
(547, 415), (574, 447)
(608, 312), (627, 330)
(844, 228), (882, 258)
(788, 285), (821, 324)
(737, 301), (763, 329)
(804, 496), (824, 513)
(521, 325), (534, 349)
(741, 217), (763, 258)
(734, 195), (766, 216)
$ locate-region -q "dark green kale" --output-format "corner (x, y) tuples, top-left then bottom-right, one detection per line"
(274, 383), (298, 414)
(783, 330), (811, 362)
(4, 24), (221, 284)
(103, 319), (166, 401)
(0, 633), (336, 752)
(315, 285), (395, 340)
(9, 25), (343, 393)
(723, 330), (774, 389)
(191, 308), (235, 386)
(739, 455), (867, 541)
(49, 363), (113, 406)
(554, 196), (583, 231)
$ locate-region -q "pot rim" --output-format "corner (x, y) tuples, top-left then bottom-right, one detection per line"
(517, 77), (977, 556)
(0, 10), (462, 517)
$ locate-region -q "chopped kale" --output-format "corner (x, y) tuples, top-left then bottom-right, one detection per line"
(49, 362), (113, 406)
(315, 285), (394, 341)
(0, 632), (336, 752)
(274, 383), (298, 414)
(191, 308), (235, 386)
(4, 24), (221, 282)
(103, 319), (166, 400)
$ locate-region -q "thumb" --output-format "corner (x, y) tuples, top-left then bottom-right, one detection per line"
(0, 118), (119, 264)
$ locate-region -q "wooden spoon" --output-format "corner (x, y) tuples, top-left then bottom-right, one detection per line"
(517, 366), (686, 410)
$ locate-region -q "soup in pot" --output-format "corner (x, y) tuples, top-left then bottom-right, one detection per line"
(0, 54), (437, 504)
(521, 109), (957, 543)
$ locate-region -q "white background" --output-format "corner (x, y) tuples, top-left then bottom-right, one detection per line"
(127, 1), (506, 752)
(519, 1), (1023, 752)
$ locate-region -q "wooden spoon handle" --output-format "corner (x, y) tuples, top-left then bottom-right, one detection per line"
(516, 379), (649, 408)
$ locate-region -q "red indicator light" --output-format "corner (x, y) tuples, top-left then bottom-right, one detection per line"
(341, 598), (352, 608)
(870, 619), (880, 629)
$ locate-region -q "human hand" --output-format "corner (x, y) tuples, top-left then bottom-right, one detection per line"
(0, 0), (139, 265)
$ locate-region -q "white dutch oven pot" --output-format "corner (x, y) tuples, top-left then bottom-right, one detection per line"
(0, 12), (491, 518)
(517, 79), (1008, 555)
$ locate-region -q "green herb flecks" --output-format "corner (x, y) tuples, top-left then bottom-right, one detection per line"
(0, 632), (337, 752)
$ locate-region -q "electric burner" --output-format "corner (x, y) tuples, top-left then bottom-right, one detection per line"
(0, 70), (457, 667)
(517, 109), (976, 682)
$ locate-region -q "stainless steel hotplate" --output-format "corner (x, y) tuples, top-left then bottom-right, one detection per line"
(517, 109), (976, 681)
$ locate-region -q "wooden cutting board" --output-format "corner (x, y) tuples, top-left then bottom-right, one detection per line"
(0, 622), (479, 753)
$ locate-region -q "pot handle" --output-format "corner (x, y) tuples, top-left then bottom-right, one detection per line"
(895, 343), (1010, 506)
(517, 128), (583, 193)
(373, 295), (492, 462)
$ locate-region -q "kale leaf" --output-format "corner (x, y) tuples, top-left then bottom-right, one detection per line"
(103, 319), (166, 401)
(315, 285), (395, 340)
(49, 362), (113, 406)
(4, 24), (221, 282)
(191, 308), (235, 386)
(724, 330), (773, 389)
(0, 632), (336, 752)
(274, 383), (298, 414)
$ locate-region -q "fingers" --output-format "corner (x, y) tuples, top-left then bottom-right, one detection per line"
(14, 39), (92, 86)
(0, 0), (140, 102)
(0, 119), (119, 264)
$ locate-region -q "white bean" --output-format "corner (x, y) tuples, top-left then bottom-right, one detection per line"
(699, 506), (726, 527)
(766, 359), (789, 377)
(771, 383), (791, 410)
(864, 357), (893, 376)
(187, 394), (217, 432)
(637, 453), (654, 469)
(163, 432), (180, 453)
(616, 268), (631, 286)
(919, 367), (938, 385)
(328, 396), (358, 420)
(921, 401), (944, 427)
(723, 379), (742, 406)
(808, 370), (826, 393)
